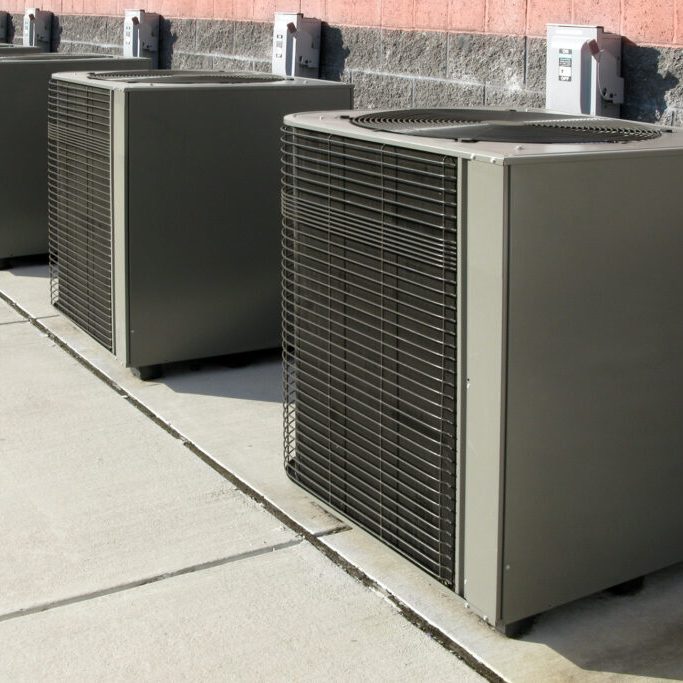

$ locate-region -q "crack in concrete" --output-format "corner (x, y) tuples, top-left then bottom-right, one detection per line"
(0, 288), (505, 683)
(0, 539), (303, 624)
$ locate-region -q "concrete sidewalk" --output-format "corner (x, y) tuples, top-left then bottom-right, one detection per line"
(2, 262), (683, 682)
(0, 301), (482, 681)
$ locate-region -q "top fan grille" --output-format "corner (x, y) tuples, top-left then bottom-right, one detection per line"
(352, 109), (664, 143)
(87, 70), (285, 84)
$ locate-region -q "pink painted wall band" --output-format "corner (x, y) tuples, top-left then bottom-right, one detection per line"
(4, 0), (682, 47)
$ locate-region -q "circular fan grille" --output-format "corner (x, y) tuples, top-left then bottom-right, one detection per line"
(88, 70), (285, 84)
(351, 109), (663, 143)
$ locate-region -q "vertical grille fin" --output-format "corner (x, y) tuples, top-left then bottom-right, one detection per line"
(282, 126), (458, 584)
(48, 80), (114, 351)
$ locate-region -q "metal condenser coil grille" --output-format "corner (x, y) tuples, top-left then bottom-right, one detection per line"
(282, 126), (457, 584)
(48, 80), (114, 351)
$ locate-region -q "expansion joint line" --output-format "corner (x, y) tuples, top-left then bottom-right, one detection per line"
(0, 540), (303, 624)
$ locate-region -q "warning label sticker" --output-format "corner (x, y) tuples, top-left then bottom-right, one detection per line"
(558, 49), (572, 82)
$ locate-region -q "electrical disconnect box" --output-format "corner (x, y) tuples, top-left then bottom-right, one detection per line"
(0, 11), (8, 42)
(123, 9), (159, 68)
(272, 12), (320, 78)
(23, 8), (52, 52)
(546, 24), (624, 117)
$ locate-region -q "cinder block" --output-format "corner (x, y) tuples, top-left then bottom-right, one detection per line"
(484, 86), (545, 108)
(196, 18), (234, 54)
(160, 18), (197, 69)
(172, 52), (214, 69)
(52, 14), (112, 45)
(622, 43), (683, 122)
(448, 33), (525, 87)
(234, 21), (272, 59)
(382, 29), (447, 78)
(413, 78), (485, 107)
(352, 71), (413, 109)
(525, 37), (546, 91)
(214, 55), (256, 70)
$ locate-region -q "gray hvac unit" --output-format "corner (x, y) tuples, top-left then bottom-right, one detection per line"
(282, 108), (683, 633)
(0, 54), (151, 269)
(48, 70), (353, 379)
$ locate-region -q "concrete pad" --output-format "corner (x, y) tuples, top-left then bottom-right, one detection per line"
(323, 522), (683, 682)
(4, 264), (683, 681)
(0, 321), (295, 615)
(41, 313), (346, 537)
(0, 299), (22, 325)
(0, 260), (54, 319)
(0, 543), (483, 682)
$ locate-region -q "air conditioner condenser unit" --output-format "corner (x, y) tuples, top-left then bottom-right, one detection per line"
(48, 71), (353, 379)
(0, 54), (152, 269)
(281, 108), (683, 633)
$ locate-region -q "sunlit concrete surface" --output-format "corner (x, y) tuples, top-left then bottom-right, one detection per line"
(0, 542), (483, 682)
(2, 261), (683, 682)
(0, 280), (481, 682)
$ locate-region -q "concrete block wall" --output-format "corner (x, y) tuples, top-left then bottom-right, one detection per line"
(3, 2), (683, 123)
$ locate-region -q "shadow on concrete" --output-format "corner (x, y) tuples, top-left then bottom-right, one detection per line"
(2, 255), (49, 277)
(159, 348), (282, 402)
(319, 23), (349, 81)
(158, 16), (176, 69)
(523, 561), (683, 680)
(622, 41), (680, 123)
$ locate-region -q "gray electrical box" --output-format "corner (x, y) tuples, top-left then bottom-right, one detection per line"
(546, 24), (624, 116)
(0, 11), (8, 42)
(23, 8), (52, 52)
(123, 9), (159, 68)
(0, 54), (152, 269)
(272, 12), (320, 78)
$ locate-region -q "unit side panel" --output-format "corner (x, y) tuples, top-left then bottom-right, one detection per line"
(503, 155), (683, 623)
(112, 89), (128, 360)
(462, 160), (508, 623)
(0, 59), (148, 259)
(0, 63), (52, 256)
(125, 86), (352, 368)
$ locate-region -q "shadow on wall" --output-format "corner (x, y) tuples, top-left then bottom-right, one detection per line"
(159, 17), (176, 70)
(622, 41), (680, 123)
(51, 15), (62, 51)
(319, 23), (349, 81)
(524, 562), (683, 680)
(6, 15), (16, 43)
